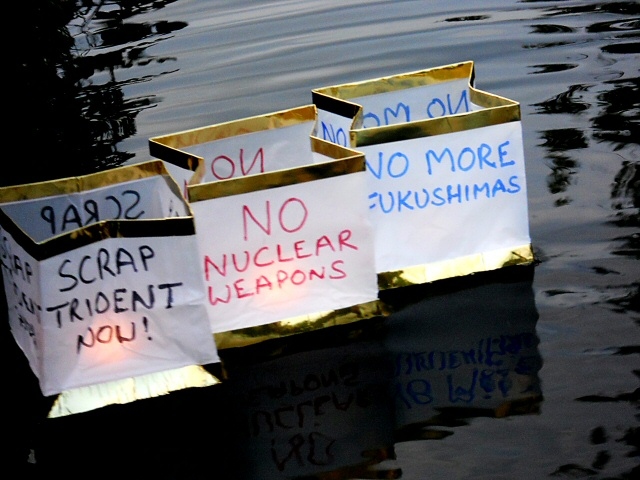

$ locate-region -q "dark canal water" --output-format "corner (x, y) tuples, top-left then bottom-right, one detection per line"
(8, 1), (639, 478)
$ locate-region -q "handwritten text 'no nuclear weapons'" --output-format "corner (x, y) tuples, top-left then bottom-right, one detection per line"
(204, 197), (359, 306)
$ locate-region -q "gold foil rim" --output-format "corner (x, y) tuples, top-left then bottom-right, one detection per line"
(378, 244), (535, 289)
(312, 61), (475, 100)
(0, 161), (195, 259)
(148, 104), (318, 164)
(311, 90), (364, 128)
(309, 135), (364, 160)
(0, 160), (172, 203)
(213, 299), (391, 350)
(47, 365), (221, 418)
(188, 154), (365, 202)
(352, 95), (520, 147)
(2, 216), (199, 262)
(312, 60), (521, 148)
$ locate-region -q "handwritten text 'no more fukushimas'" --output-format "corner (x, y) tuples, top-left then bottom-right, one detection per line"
(317, 83), (526, 214)
(316, 83), (529, 272)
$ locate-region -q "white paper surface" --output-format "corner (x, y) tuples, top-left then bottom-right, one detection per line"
(37, 235), (218, 395)
(361, 121), (530, 273)
(352, 78), (475, 127)
(191, 171), (379, 333)
(0, 231), (43, 379)
(316, 79), (482, 149)
(0, 174), (219, 396)
(187, 122), (317, 182)
(0, 175), (189, 242)
(160, 161), (195, 198)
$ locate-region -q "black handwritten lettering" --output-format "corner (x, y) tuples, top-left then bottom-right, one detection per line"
(7, 253), (35, 284)
(57, 245), (155, 293)
(272, 433), (305, 471)
(275, 405), (296, 429)
(252, 411), (274, 435)
(76, 317), (150, 354)
(158, 282), (182, 308)
(18, 314), (37, 345)
(46, 282), (179, 327)
(61, 204), (83, 232)
(39, 190), (144, 236)
(122, 190), (144, 219)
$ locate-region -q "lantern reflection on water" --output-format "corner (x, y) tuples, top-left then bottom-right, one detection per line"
(381, 265), (542, 439)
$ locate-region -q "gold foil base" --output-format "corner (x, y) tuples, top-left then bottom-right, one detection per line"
(214, 300), (390, 350)
(48, 365), (221, 418)
(378, 244), (534, 289)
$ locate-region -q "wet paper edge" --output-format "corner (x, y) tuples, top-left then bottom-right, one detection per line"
(47, 365), (221, 418)
(213, 299), (391, 350)
(378, 244), (535, 289)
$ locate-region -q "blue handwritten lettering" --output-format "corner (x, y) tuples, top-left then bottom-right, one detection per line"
(362, 112), (380, 128)
(448, 370), (477, 403)
(404, 379), (434, 406)
(368, 176), (522, 214)
(361, 91), (470, 129)
(498, 140), (515, 167)
(426, 91), (470, 118)
(320, 121), (348, 147)
(425, 148), (455, 175)
(384, 102), (410, 124)
(448, 90), (470, 115)
(427, 97), (447, 118)
(366, 151), (410, 180)
(426, 143), (508, 176)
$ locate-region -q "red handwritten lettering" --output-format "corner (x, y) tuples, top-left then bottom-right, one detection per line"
(243, 198), (308, 241)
